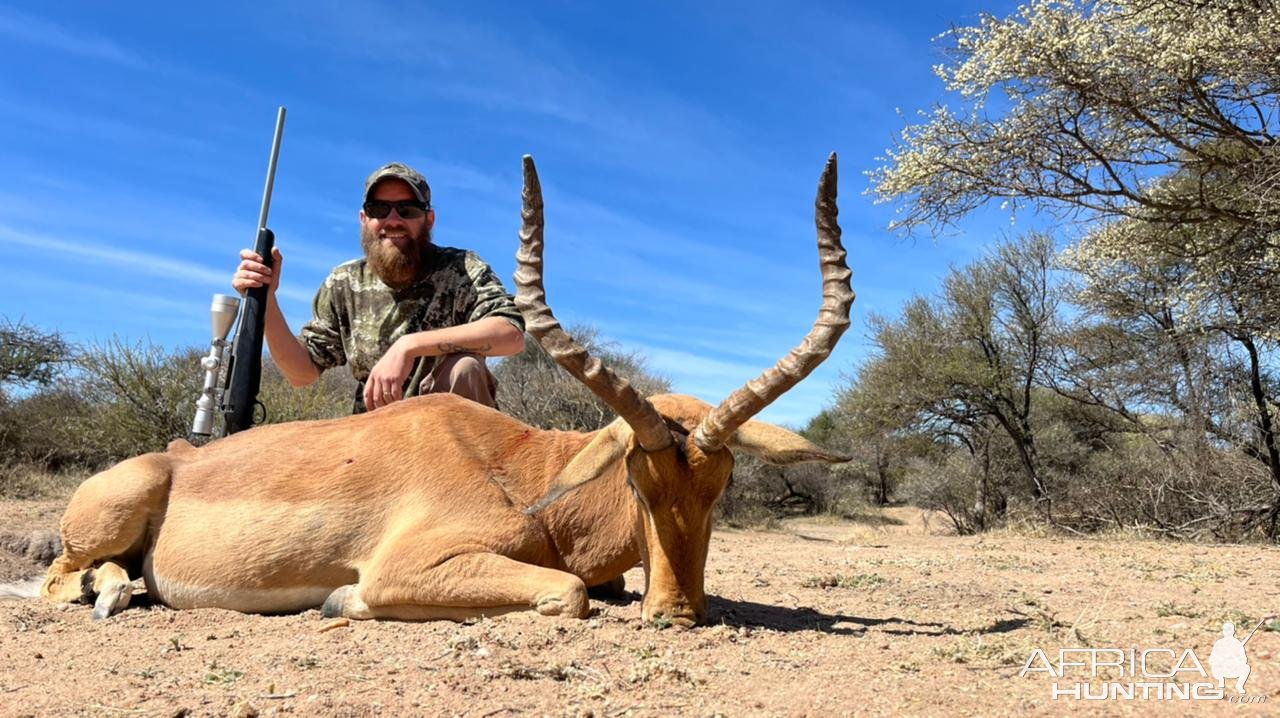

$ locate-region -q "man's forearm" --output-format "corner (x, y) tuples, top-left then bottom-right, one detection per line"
(397, 317), (525, 359)
(264, 296), (321, 386)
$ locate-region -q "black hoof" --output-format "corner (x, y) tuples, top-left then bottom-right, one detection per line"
(91, 583), (130, 620)
(321, 585), (352, 618)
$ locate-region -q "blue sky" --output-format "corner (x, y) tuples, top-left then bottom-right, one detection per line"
(0, 1), (1018, 428)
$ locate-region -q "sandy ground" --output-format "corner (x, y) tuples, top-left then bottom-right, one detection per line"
(1, 501), (1277, 717)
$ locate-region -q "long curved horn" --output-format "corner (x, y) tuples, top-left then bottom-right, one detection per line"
(692, 153), (853, 452)
(513, 155), (674, 452)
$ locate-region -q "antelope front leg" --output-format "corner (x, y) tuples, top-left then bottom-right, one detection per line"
(322, 552), (590, 622)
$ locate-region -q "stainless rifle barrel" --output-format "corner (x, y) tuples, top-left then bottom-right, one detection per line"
(256, 106), (287, 232)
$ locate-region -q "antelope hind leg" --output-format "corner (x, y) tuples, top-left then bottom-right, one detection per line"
(42, 452), (171, 615)
(41, 559), (134, 619)
(42, 557), (95, 604)
(323, 551), (590, 622)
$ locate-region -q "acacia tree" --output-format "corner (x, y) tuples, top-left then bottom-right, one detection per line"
(831, 374), (920, 507)
(1057, 236), (1220, 442)
(859, 234), (1062, 515)
(0, 319), (72, 388)
(0, 320), (76, 472)
(872, 0), (1278, 233)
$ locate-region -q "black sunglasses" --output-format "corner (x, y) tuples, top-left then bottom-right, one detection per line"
(363, 199), (429, 220)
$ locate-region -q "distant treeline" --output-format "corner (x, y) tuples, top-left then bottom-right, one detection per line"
(811, 233), (1279, 541)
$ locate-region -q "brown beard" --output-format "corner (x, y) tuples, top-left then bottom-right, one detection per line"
(361, 223), (432, 288)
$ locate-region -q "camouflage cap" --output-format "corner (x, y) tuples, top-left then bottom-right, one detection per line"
(364, 162), (432, 207)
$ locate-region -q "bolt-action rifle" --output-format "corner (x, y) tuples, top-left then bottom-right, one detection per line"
(190, 106), (286, 440)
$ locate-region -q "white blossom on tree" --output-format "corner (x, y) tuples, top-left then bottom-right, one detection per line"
(872, 0), (1279, 233)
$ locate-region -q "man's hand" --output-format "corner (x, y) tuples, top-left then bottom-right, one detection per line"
(364, 338), (415, 410)
(232, 246), (284, 296)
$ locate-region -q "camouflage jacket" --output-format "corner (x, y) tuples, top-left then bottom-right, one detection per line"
(299, 245), (524, 395)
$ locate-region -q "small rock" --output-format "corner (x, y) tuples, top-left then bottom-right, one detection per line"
(24, 531), (62, 564)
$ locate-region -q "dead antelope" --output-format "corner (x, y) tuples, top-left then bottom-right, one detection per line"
(37, 154), (853, 625)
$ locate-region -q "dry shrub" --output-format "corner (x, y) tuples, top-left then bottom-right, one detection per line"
(0, 461), (87, 500)
(0, 337), (359, 474)
(717, 455), (860, 527)
(255, 361), (357, 425)
(0, 386), (97, 470)
(1054, 437), (1275, 541)
(0, 318), (71, 387)
(73, 339), (357, 458)
(70, 338), (205, 461)
(494, 327), (669, 432)
(894, 424), (1278, 541)
(898, 454), (990, 535)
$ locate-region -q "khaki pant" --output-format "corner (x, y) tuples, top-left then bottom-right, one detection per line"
(353, 353), (498, 413)
(418, 352), (498, 408)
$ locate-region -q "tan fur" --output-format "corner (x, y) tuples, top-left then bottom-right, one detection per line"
(44, 393), (845, 623)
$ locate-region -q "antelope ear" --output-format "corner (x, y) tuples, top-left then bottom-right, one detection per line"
(728, 420), (850, 465)
(525, 419), (633, 514)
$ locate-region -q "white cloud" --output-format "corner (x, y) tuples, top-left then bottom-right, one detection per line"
(0, 224), (312, 304)
(0, 7), (149, 69)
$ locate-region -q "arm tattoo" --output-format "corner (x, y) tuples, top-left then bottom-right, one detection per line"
(438, 342), (492, 354)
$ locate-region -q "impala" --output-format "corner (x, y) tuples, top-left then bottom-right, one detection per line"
(39, 154), (853, 625)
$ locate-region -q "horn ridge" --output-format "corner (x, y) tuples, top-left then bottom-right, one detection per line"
(692, 153), (854, 452)
(513, 156), (674, 452)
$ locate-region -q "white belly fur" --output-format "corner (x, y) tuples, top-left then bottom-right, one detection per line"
(143, 554), (335, 613)
(148, 574), (334, 613)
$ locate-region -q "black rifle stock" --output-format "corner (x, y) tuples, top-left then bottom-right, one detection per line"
(222, 227), (274, 433)
(222, 106), (286, 435)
